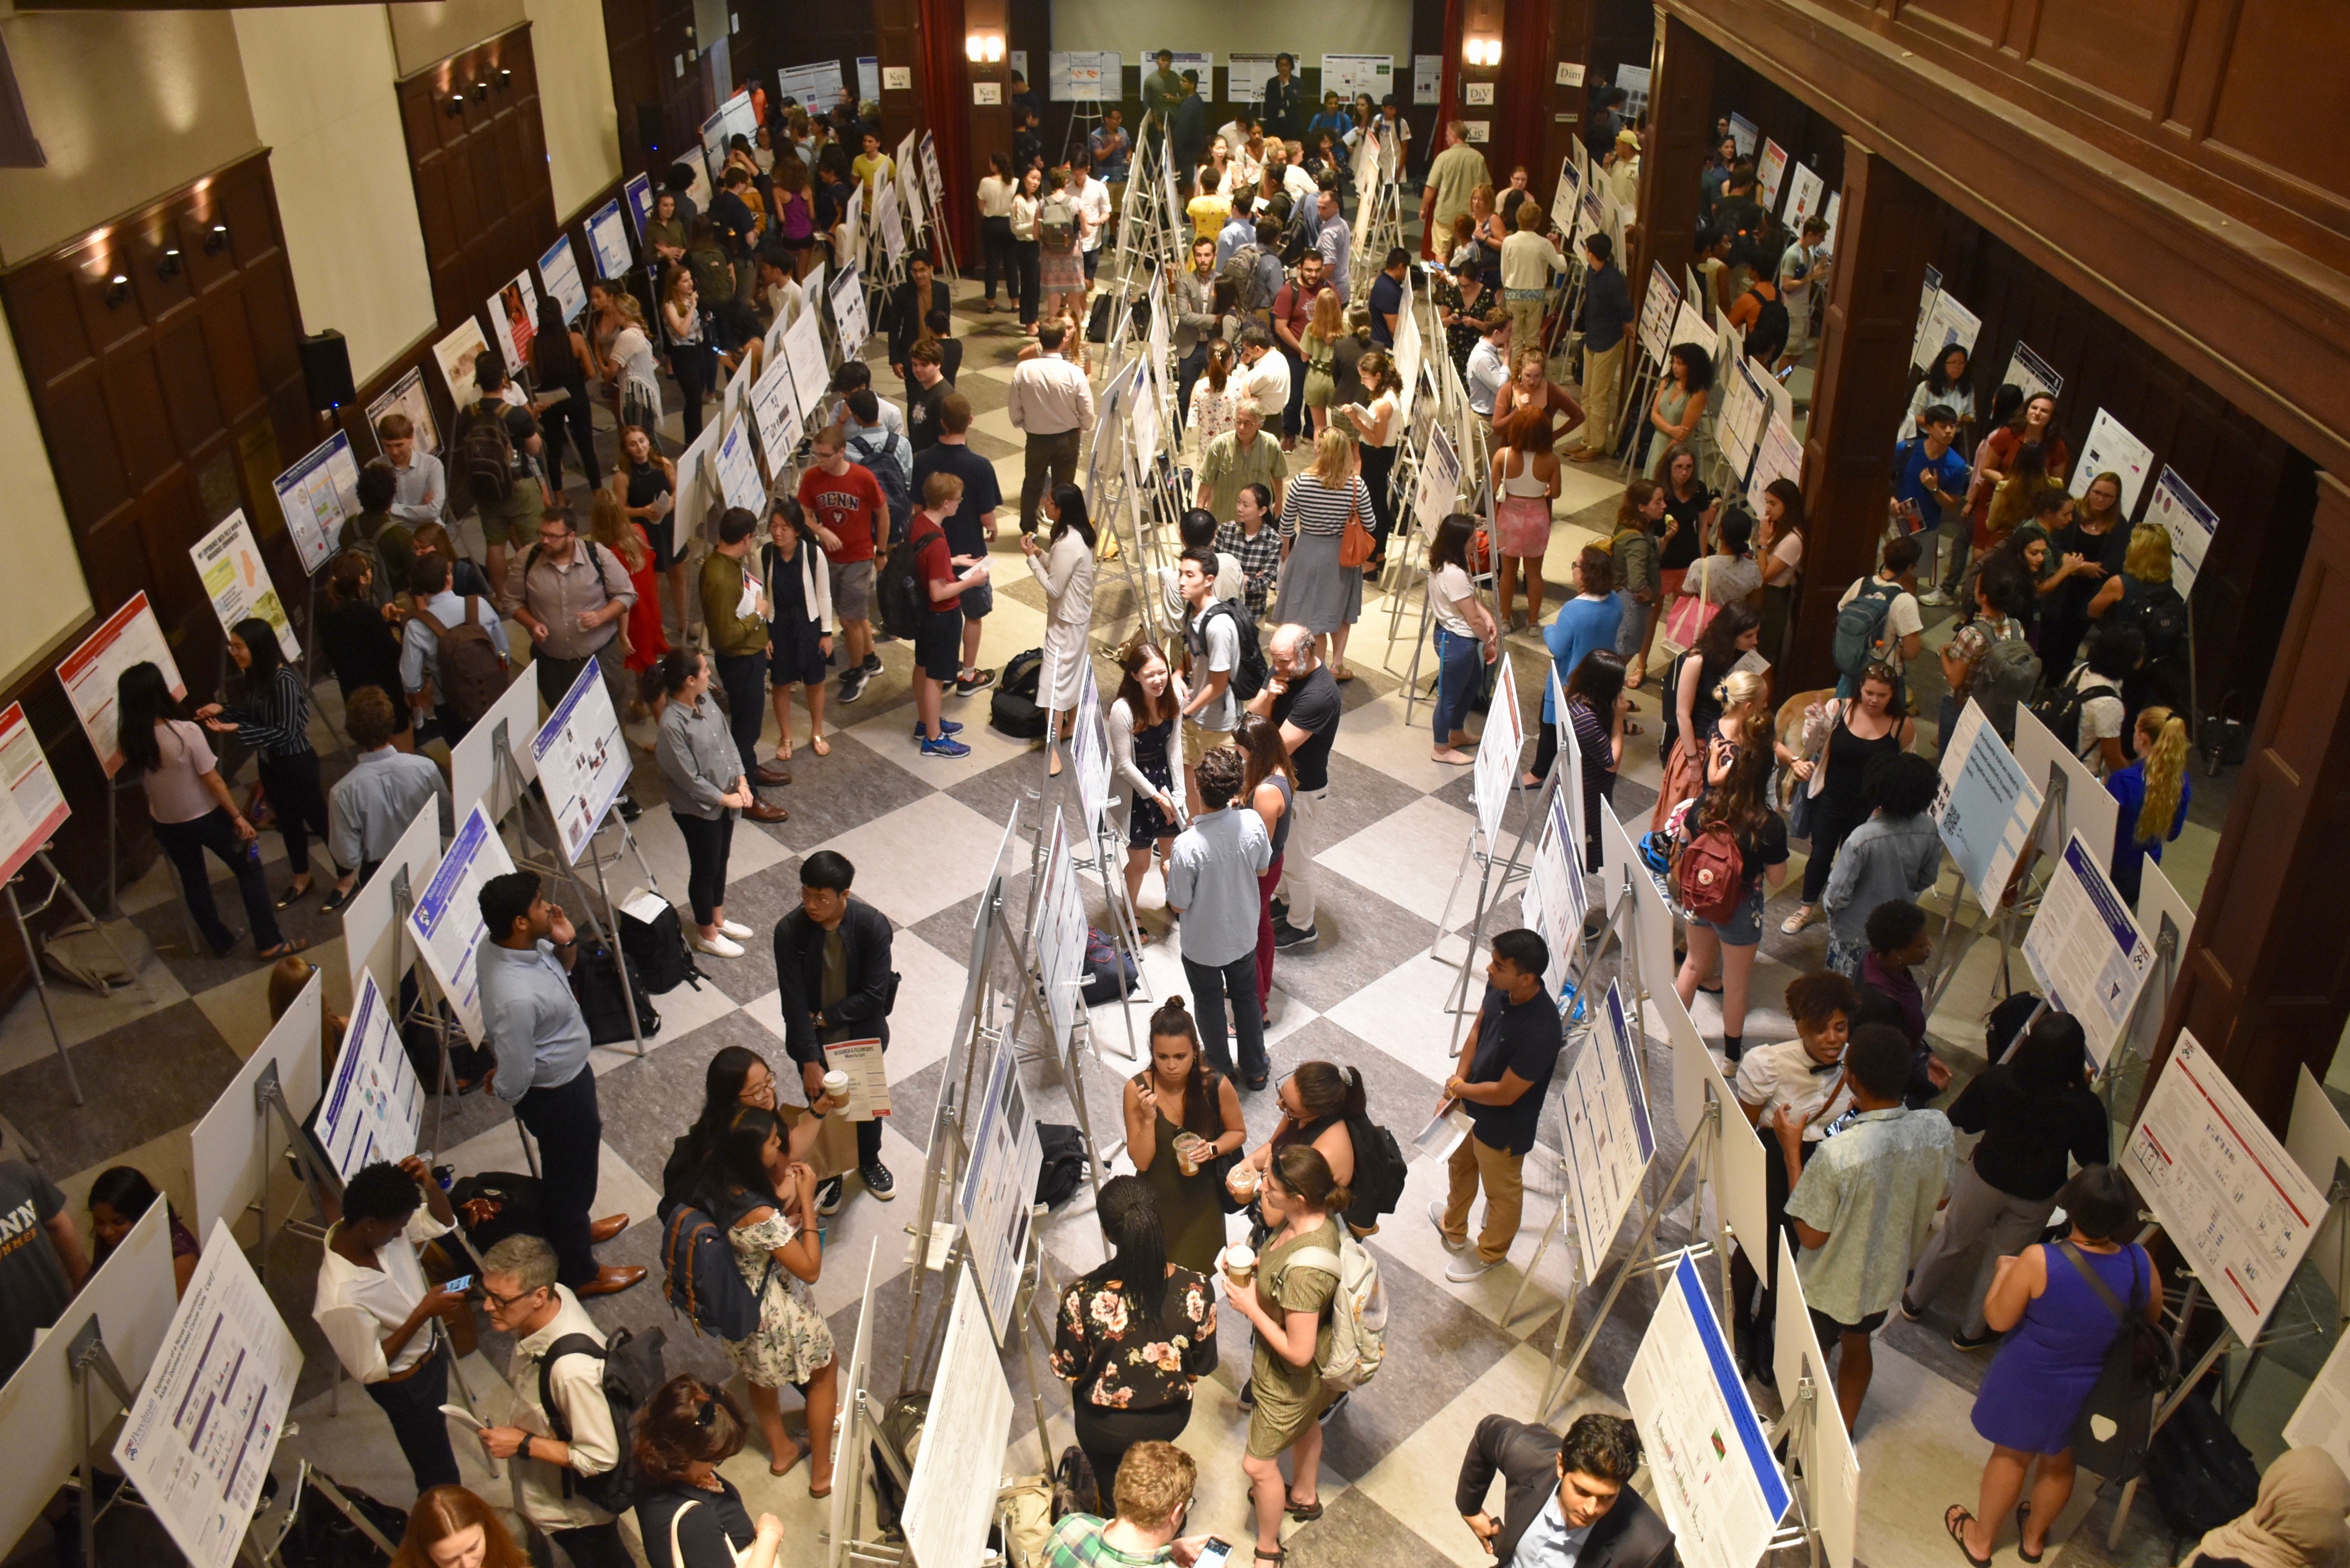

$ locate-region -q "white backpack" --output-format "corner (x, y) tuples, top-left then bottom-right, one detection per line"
(1285, 1231), (1387, 1392)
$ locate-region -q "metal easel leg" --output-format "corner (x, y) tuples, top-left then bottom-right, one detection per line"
(8, 880), (83, 1104)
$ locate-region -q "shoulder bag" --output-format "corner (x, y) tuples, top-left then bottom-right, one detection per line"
(1337, 482), (1376, 568)
(1658, 555), (1717, 662)
(2061, 1242), (2177, 1481)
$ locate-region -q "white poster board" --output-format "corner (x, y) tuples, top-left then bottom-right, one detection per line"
(531, 661), (632, 866)
(2020, 832), (2154, 1068)
(956, 1031), (1043, 1339)
(269, 431), (361, 577)
(1717, 356), (1771, 485)
(748, 355), (803, 480)
(2284, 1330), (2350, 1485)
(1727, 113), (1758, 159)
(1549, 158), (1583, 244)
(1070, 662), (1112, 839)
(1637, 262), (1681, 365)
(831, 266), (869, 359)
(2001, 341), (2063, 404)
(536, 234), (587, 326)
(1909, 265), (1942, 372)
(1049, 50), (1119, 101)
(0, 702), (71, 883)
(1031, 809), (1089, 1049)
(898, 1271), (1016, 1568)
(489, 272), (540, 376)
(1669, 299), (1713, 358)
(672, 422), (723, 543)
(2069, 407), (2156, 519)
(875, 181), (905, 266)
(1624, 1251), (1792, 1568)
(1743, 411), (1803, 521)
(1662, 979), (1767, 1258)
(1471, 652), (1525, 844)
(113, 1223), (301, 1568)
(1600, 799), (1676, 1006)
(431, 316), (496, 408)
(2124, 1030), (2323, 1347)
(1755, 140), (1790, 211)
(586, 198), (633, 282)
(2146, 464), (2218, 596)
(190, 509), (300, 661)
(714, 418), (765, 515)
(343, 798), (445, 998)
(1781, 162), (1825, 231)
(2287, 1066), (2350, 1344)
(1519, 784), (1586, 1001)
(1559, 982), (1657, 1287)
(776, 59), (847, 111)
(2012, 703), (2119, 870)
(1414, 422), (1462, 535)
(365, 367), (439, 459)
(405, 803), (518, 1045)
(1913, 288), (1981, 375)
(191, 969), (323, 1234)
(59, 593), (186, 777)
(1321, 54), (1392, 101)
(449, 673), (541, 828)
(1774, 1233), (1862, 1568)
(313, 970), (423, 1177)
(1933, 698), (2043, 910)
(782, 302), (831, 422)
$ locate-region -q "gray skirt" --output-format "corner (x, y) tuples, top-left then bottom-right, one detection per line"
(1274, 530), (1362, 635)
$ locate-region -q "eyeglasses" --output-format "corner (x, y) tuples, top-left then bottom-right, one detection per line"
(481, 1284), (544, 1311)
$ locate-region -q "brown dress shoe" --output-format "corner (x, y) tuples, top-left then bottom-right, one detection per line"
(755, 761), (793, 785)
(746, 800), (789, 824)
(574, 1263), (649, 1297)
(588, 1214), (628, 1244)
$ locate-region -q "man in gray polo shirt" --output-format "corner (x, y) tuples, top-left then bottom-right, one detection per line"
(1166, 745), (1272, 1088)
(476, 870), (641, 1297)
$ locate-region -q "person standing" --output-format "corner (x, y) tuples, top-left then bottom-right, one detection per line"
(977, 152), (1019, 311)
(503, 500), (635, 709)
(1431, 930), (1564, 1282)
(1817, 748), (1943, 980)
(1008, 321), (1095, 535)
(323, 688), (452, 911)
(0, 1126), (87, 1383)
(1777, 667), (1915, 939)
(773, 851), (897, 1214)
(376, 413), (446, 531)
(473, 1235), (633, 1568)
(912, 392), (1006, 700)
(1251, 626), (1342, 951)
(1270, 254), (1324, 449)
(451, 358), (548, 590)
(1454, 1413), (1676, 1567)
(1427, 514), (1504, 766)
(1499, 204), (1571, 361)
(312, 1159), (467, 1498)
(647, 649), (760, 959)
(760, 497), (833, 763)
(1231, 1146), (1348, 1561)
(1166, 746), (1272, 1090)
(1020, 484), (1098, 776)
(885, 256), (951, 414)
(1141, 50), (1185, 136)
(530, 295), (601, 491)
(1273, 433), (1372, 680)
(795, 423), (888, 704)
(699, 509), (792, 821)
(197, 617), (347, 911)
(1259, 55), (1305, 142)
(1122, 1001), (1244, 1276)
(475, 871), (643, 1296)
(1421, 122), (1489, 261)
(1312, 187), (1353, 304)
(631, 1378), (790, 1568)
(906, 473), (988, 757)
(1569, 234), (1633, 463)
(1195, 402), (1286, 522)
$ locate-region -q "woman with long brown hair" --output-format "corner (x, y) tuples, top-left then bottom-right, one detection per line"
(1673, 722), (1790, 1060)
(1273, 429), (1374, 679)
(1299, 288), (1346, 440)
(1122, 997), (1245, 1274)
(1489, 403), (1561, 632)
(1654, 600), (1762, 833)
(391, 1486), (530, 1568)
(318, 550), (412, 750)
(587, 489), (663, 674)
(1109, 638), (1183, 928)
(1188, 338), (1244, 460)
(613, 423), (685, 638)
(1236, 712), (1296, 1014)
(661, 265), (713, 445)
(1233, 1145), (1352, 1561)
(1756, 477), (1806, 663)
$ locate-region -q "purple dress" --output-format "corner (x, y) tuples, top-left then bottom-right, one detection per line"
(1971, 1242), (2150, 1454)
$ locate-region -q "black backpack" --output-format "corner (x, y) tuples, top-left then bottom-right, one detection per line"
(875, 516), (939, 641)
(569, 928), (661, 1045)
(535, 1326), (666, 1513)
(846, 435), (912, 535)
(990, 647), (1049, 738)
(659, 1196), (774, 1341)
(277, 1472), (408, 1567)
(1197, 600), (1269, 702)
(1745, 288), (1789, 365)
(446, 1170), (543, 1252)
(2061, 1242), (2177, 1482)
(458, 401), (516, 505)
(2143, 1376), (2260, 1537)
(1280, 208), (1312, 267)
(2028, 665), (2119, 755)
(1343, 1115), (1408, 1225)
(620, 901), (704, 995)
(2127, 580), (2189, 661)
(1034, 1123), (1089, 1207)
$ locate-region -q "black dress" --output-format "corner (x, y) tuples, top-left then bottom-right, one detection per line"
(318, 597), (410, 734)
(761, 541), (828, 687)
(631, 464), (681, 570)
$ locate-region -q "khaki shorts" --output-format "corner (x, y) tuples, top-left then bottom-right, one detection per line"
(492, 484), (542, 551)
(1182, 715), (1233, 766)
(830, 559), (875, 623)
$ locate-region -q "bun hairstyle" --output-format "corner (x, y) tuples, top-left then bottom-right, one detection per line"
(1289, 1061), (1367, 1121)
(1149, 995), (1199, 1047)
(1269, 1142), (1354, 1218)
(638, 646), (704, 710)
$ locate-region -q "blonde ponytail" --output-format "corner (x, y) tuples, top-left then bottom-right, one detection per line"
(2135, 708), (2189, 846)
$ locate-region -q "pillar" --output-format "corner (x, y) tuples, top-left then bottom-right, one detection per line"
(1627, 9), (1709, 323)
(2154, 470), (2350, 1129)
(1786, 139), (1938, 695)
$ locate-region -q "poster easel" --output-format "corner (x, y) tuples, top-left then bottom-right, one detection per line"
(1433, 653), (1532, 1053)
(4, 844), (150, 1105)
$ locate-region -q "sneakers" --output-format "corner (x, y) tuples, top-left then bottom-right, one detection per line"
(1918, 588), (1953, 607)
(861, 653), (883, 675)
(1427, 1198), (1465, 1254)
(840, 668), (872, 703)
(920, 732), (972, 758)
(815, 1176), (845, 1216)
(1445, 1253), (1498, 1284)
(912, 718), (965, 740)
(861, 1162), (895, 1200)
(1270, 917), (1319, 950)
(954, 669), (997, 697)
(718, 919), (753, 940)
(617, 796), (643, 822)
(1895, 1295), (1923, 1323)
(690, 931), (744, 958)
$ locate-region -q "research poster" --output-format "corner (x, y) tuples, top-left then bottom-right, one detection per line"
(714, 418), (765, 515)
(671, 423), (721, 545)
(1933, 699), (2043, 909)
(1624, 1251), (1791, 1568)
(1321, 54), (1392, 101)
(365, 368), (439, 458)
(536, 234), (587, 326)
(313, 971), (422, 1178)
(406, 803), (517, 1044)
(822, 1039), (891, 1121)
(59, 594), (186, 777)
(490, 271), (540, 375)
(1032, 810), (1090, 1049)
(2021, 833), (2154, 1068)
(1781, 162), (1825, 231)
(919, 133), (944, 210)
(1472, 652), (1525, 844)
(875, 180), (905, 266)
(747, 356), (802, 479)
(1727, 112), (1759, 159)
(1743, 412), (1803, 522)
(190, 509), (300, 662)
(270, 430), (361, 577)
(1550, 156), (1582, 241)
(1671, 299), (1713, 357)
(1755, 140), (1790, 211)
(1048, 50), (1119, 101)
(2124, 1030), (2323, 1347)
(781, 302), (829, 422)
(1559, 981), (1657, 1287)
(622, 172), (655, 247)
(531, 661), (632, 866)
(1909, 265), (1942, 371)
(1227, 52), (1283, 102)
(113, 1223), (302, 1568)
(2070, 407), (2156, 518)
(1717, 357), (1771, 484)
(1913, 287), (1982, 374)
(2002, 341), (2063, 404)
(1415, 54), (1445, 104)
(776, 59), (846, 111)
(898, 1272), (1015, 1568)
(1071, 662), (1112, 839)
(2147, 464), (2217, 596)
(831, 266), (869, 359)
(1638, 263), (1681, 364)
(1415, 422), (1462, 535)
(2285, 1330), (2350, 1484)
(586, 199), (633, 282)
(956, 1032), (1042, 1340)
(431, 316), (496, 408)
(0, 703), (71, 883)
(1521, 782), (1586, 1000)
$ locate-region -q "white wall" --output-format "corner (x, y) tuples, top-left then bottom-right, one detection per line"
(0, 325), (94, 693)
(1047, 0), (1412, 86)
(233, 7), (438, 386)
(524, 0), (624, 221)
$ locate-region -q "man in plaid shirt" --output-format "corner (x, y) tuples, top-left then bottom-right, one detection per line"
(1046, 1442), (1218, 1566)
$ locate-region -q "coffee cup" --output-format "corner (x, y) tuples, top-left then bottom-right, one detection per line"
(1221, 1243), (1257, 1289)
(1172, 1131), (1206, 1177)
(1225, 1161), (1259, 1201)
(822, 1069), (851, 1109)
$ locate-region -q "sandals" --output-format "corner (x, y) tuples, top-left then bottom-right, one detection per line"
(1253, 1552), (1286, 1565)
(2017, 1502), (2043, 1564)
(1284, 1495), (1322, 1522)
(1331, 665), (1356, 683)
(255, 939), (311, 961)
(811, 735), (832, 756)
(1943, 1506), (1991, 1568)
(770, 1437), (807, 1478)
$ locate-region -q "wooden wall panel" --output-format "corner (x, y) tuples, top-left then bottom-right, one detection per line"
(396, 26), (558, 336)
(2024, 0), (2192, 120)
(2204, 0), (2350, 197)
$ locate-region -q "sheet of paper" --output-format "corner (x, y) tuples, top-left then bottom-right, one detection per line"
(823, 1039), (892, 1121)
(530, 661), (632, 866)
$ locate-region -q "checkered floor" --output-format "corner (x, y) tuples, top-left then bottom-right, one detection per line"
(0, 281), (2197, 1568)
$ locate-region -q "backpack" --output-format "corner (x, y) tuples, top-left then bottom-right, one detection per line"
(459, 402), (516, 505)
(846, 434), (912, 534)
(1219, 245), (1271, 314)
(535, 1327), (665, 1512)
(659, 1196), (774, 1340)
(2029, 665), (2118, 755)
(1196, 600), (1269, 702)
(1831, 579), (1899, 683)
(2061, 1242), (2178, 1484)
(522, 537), (609, 589)
(1039, 193), (1076, 251)
(990, 647), (1050, 738)
(619, 897), (704, 996)
(1674, 818), (1748, 925)
(1745, 288), (1789, 364)
(410, 596), (510, 723)
(2143, 1377), (2259, 1537)
(1034, 1123), (1089, 1208)
(445, 1170), (543, 1252)
(1284, 1231), (1386, 1392)
(569, 927), (661, 1045)
(2127, 581), (2189, 661)
(1079, 924), (1138, 1005)
(1280, 208), (1311, 267)
(1342, 1115), (1407, 1225)
(1967, 632), (2044, 742)
(276, 1470), (408, 1567)
(875, 516), (939, 641)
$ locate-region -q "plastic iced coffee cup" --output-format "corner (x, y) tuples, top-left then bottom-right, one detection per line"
(1221, 1243), (1257, 1290)
(1225, 1160), (1259, 1202)
(1172, 1131), (1206, 1176)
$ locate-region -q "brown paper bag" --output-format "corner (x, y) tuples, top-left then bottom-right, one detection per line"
(780, 1101), (863, 1179)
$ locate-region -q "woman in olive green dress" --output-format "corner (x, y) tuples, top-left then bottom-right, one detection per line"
(1230, 1145), (1347, 1564)
(1122, 997), (1245, 1276)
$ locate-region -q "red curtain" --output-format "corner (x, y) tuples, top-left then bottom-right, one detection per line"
(915, 0), (978, 265)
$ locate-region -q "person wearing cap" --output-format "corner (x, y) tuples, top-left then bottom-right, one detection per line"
(1607, 128), (1642, 213)
(1143, 50), (1184, 134)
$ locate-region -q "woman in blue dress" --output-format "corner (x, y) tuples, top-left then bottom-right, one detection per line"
(1946, 1165), (2163, 1566)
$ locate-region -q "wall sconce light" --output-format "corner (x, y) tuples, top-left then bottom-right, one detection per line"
(498, 69), (512, 89)
(447, 93), (465, 116)
(160, 247), (183, 280)
(105, 274), (130, 307)
(1464, 37), (1503, 68)
(204, 223), (230, 255)
(965, 33), (1004, 64)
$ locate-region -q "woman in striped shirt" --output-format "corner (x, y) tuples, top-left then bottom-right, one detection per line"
(1271, 431), (1374, 681)
(197, 617), (347, 910)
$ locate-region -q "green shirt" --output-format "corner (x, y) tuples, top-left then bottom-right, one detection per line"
(1141, 69), (1184, 124)
(1196, 430), (1286, 520)
(699, 549), (768, 656)
(1427, 142), (1492, 232)
(1043, 1516), (1171, 1568)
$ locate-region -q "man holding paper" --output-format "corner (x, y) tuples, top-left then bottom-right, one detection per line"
(773, 850), (897, 1215)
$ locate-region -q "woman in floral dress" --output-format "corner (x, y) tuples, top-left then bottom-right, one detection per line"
(698, 1106), (838, 1495)
(1051, 1176), (1218, 1503)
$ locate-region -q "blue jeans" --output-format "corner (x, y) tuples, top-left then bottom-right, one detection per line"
(1434, 626), (1482, 744)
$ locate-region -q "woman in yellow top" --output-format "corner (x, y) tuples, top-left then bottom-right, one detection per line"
(1186, 166), (1234, 245)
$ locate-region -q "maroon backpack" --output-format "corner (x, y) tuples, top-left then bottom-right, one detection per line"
(1674, 819), (1748, 925)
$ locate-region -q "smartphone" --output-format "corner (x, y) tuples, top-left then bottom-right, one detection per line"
(1192, 1539), (1232, 1568)
(441, 1274), (475, 1294)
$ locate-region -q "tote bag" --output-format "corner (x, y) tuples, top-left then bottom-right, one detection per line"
(1657, 557), (1719, 663)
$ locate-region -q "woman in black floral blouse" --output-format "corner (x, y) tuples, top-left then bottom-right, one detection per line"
(1051, 1176), (1219, 1502)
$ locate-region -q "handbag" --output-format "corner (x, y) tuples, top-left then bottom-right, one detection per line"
(1788, 700), (1836, 838)
(1657, 556), (1718, 662)
(1337, 486), (1376, 568)
(666, 1499), (752, 1567)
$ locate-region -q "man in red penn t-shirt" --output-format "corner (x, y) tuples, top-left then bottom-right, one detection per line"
(796, 423), (889, 703)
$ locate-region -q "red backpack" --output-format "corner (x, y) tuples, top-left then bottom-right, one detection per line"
(1674, 818), (1748, 925)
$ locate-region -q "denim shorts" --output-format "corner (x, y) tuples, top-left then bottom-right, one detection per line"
(1694, 881), (1765, 947)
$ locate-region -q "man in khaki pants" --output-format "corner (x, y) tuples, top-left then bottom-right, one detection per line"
(1430, 929), (1565, 1282)
(1499, 203), (1573, 363)
(1570, 232), (1634, 463)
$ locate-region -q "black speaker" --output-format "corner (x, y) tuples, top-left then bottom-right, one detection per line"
(299, 330), (355, 411)
(637, 102), (667, 159)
